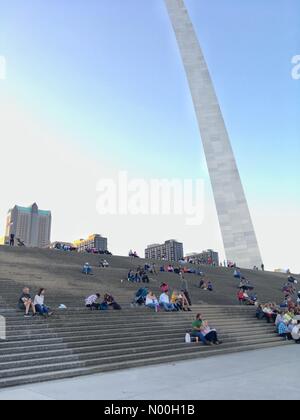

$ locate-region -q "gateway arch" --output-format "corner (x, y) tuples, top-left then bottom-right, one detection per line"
(164, 0), (262, 269)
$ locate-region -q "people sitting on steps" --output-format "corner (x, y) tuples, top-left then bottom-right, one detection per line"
(238, 278), (254, 291)
(18, 287), (37, 318)
(167, 265), (174, 273)
(189, 313), (208, 345)
(198, 278), (213, 292)
(200, 320), (222, 345)
(127, 267), (150, 283)
(237, 289), (246, 305)
(129, 250), (139, 258)
(277, 319), (293, 340)
(99, 259), (109, 268)
(282, 282), (296, 298)
(141, 272), (150, 284)
(132, 287), (149, 306)
(82, 262), (93, 275)
(256, 299), (300, 343)
(291, 320), (300, 344)
(33, 288), (53, 317)
(145, 291), (160, 312)
(85, 293), (101, 310)
(159, 291), (178, 312)
(150, 263), (157, 275)
(287, 276), (298, 285)
(102, 293), (121, 310)
(262, 303), (277, 323)
(171, 290), (191, 312)
(234, 268), (244, 279)
(127, 270), (135, 282)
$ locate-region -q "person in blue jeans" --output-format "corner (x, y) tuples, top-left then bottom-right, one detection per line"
(146, 291), (160, 312)
(159, 292), (177, 312)
(34, 289), (53, 316)
(191, 314), (209, 345)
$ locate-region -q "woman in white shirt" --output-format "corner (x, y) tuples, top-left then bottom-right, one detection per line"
(145, 291), (160, 312)
(200, 320), (222, 345)
(292, 321), (300, 343)
(34, 289), (53, 317)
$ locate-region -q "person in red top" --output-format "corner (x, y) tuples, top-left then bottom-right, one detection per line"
(238, 289), (245, 305)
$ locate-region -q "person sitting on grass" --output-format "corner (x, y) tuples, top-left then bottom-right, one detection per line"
(33, 288), (53, 317)
(159, 291), (177, 312)
(200, 320), (222, 345)
(190, 314), (208, 345)
(85, 293), (101, 310)
(145, 291), (160, 312)
(19, 287), (37, 318)
(82, 262), (93, 275)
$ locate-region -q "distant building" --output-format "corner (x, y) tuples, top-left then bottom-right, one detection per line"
(73, 234), (108, 253)
(145, 240), (184, 262)
(4, 203), (51, 248)
(186, 249), (219, 266)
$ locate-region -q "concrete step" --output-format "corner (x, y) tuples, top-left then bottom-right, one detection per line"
(0, 340), (292, 388)
(0, 335), (283, 372)
(0, 330), (278, 363)
(3, 321), (274, 342)
(0, 335), (287, 378)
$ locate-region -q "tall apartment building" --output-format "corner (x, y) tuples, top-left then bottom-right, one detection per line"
(145, 240), (184, 262)
(73, 234), (108, 253)
(5, 203), (51, 248)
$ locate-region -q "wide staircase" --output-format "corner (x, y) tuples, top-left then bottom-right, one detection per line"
(0, 278), (291, 388)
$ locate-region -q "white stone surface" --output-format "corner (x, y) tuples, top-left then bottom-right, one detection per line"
(164, 0), (262, 269)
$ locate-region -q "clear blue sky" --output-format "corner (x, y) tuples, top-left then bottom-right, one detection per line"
(0, 0), (299, 270)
